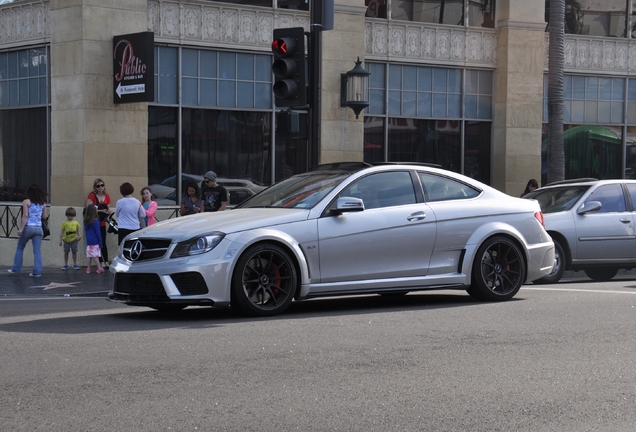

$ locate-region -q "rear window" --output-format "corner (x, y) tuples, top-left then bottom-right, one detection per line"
(524, 185), (591, 213)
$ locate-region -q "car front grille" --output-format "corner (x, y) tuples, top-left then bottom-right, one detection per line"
(113, 273), (169, 301)
(122, 238), (172, 262)
(170, 272), (209, 295)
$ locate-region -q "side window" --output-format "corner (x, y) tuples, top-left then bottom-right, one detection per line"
(627, 184), (636, 210)
(419, 173), (480, 202)
(584, 184), (626, 213)
(339, 171), (416, 210)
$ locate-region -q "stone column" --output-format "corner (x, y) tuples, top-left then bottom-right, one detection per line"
(49, 0), (148, 207)
(320, 0), (368, 163)
(492, 0), (545, 195)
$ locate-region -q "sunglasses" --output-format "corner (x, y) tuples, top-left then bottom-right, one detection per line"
(96, 184), (105, 187)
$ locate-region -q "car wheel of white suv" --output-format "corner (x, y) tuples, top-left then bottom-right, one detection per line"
(534, 240), (565, 284)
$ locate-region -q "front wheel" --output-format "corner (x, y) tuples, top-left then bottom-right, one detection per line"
(231, 243), (297, 316)
(467, 236), (526, 301)
(584, 267), (618, 282)
(534, 240), (565, 284)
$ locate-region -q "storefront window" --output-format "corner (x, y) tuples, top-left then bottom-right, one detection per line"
(364, 116), (386, 163)
(0, 108), (48, 200)
(546, 0), (627, 37)
(366, 63), (492, 182)
(541, 124), (623, 183)
(0, 47), (49, 200)
(374, 0), (494, 25)
(388, 118), (461, 171)
(392, 0), (464, 24)
(465, 121), (491, 184)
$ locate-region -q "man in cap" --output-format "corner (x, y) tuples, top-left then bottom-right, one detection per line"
(202, 171), (228, 212)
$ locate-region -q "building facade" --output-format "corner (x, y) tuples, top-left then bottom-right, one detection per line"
(1, 0), (635, 266)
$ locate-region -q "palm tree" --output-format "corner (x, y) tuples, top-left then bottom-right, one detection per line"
(547, 0), (565, 183)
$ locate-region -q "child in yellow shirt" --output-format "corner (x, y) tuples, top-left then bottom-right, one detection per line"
(59, 207), (82, 270)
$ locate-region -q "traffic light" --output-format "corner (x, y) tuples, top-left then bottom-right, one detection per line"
(271, 27), (306, 108)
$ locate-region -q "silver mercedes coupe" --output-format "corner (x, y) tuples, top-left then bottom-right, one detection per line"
(109, 163), (555, 316)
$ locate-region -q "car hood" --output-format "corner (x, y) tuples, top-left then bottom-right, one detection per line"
(134, 208), (311, 241)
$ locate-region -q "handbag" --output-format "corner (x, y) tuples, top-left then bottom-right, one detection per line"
(41, 217), (50, 238)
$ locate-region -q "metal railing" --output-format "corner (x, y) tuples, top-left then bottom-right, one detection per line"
(0, 204), (52, 240)
(1, 204), (182, 239)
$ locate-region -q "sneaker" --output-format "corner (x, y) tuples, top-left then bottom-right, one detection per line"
(96, 268), (105, 274)
(7, 269), (17, 274)
(86, 269), (91, 274)
(61, 265), (68, 271)
(28, 273), (41, 278)
(73, 265), (80, 270)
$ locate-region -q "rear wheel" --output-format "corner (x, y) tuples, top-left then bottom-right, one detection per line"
(584, 267), (618, 281)
(534, 240), (565, 284)
(467, 236), (526, 301)
(231, 243), (297, 316)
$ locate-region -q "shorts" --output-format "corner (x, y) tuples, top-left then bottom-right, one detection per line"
(86, 245), (102, 258)
(63, 239), (79, 254)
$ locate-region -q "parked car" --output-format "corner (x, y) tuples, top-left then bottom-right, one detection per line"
(150, 174), (266, 207)
(523, 178), (636, 283)
(149, 174), (203, 200)
(109, 162), (554, 316)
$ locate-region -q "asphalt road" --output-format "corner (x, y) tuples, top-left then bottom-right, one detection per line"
(1, 276), (635, 431)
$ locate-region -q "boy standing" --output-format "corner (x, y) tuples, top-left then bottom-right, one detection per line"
(59, 207), (82, 270)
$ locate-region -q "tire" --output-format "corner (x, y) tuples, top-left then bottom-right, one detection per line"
(231, 243), (297, 316)
(534, 240), (565, 284)
(467, 236), (526, 301)
(584, 267), (618, 282)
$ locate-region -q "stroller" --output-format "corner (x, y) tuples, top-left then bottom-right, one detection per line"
(106, 212), (118, 234)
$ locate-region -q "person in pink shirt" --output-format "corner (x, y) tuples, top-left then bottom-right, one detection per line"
(140, 186), (158, 226)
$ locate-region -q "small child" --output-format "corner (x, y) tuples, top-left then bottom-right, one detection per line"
(59, 207), (82, 270)
(84, 204), (104, 274)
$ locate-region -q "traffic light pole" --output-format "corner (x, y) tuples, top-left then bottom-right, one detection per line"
(307, 22), (321, 169)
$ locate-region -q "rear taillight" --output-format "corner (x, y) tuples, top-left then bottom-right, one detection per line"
(534, 211), (545, 228)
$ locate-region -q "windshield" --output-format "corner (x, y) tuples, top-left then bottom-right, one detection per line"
(238, 172), (351, 209)
(524, 185), (591, 213)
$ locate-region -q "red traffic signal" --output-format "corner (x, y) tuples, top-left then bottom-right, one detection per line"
(271, 27), (306, 108)
(271, 38), (289, 56)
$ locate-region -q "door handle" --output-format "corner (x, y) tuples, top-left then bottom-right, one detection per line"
(619, 218), (631, 223)
(407, 211), (426, 221)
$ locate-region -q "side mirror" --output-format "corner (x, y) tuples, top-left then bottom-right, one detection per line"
(577, 200), (602, 215)
(332, 197), (365, 213)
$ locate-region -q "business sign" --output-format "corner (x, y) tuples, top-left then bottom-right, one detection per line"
(113, 31), (154, 104)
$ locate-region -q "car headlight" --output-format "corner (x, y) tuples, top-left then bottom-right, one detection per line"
(171, 232), (225, 258)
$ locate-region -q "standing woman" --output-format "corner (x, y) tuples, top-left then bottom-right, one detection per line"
(180, 181), (203, 216)
(115, 182), (146, 245)
(140, 186), (158, 226)
(86, 178), (111, 269)
(8, 184), (48, 277)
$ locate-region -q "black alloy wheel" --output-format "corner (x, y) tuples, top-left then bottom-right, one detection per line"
(231, 243), (297, 316)
(467, 236), (526, 301)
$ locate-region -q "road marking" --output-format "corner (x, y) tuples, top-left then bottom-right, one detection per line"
(523, 287), (636, 295)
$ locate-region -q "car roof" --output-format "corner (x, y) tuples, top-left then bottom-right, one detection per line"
(539, 178), (636, 190)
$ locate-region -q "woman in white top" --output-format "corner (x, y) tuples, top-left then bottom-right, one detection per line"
(115, 182), (146, 245)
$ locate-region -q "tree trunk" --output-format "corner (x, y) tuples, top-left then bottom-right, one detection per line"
(547, 0), (565, 184)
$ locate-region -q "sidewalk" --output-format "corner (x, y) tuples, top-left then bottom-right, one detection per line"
(0, 265), (112, 297)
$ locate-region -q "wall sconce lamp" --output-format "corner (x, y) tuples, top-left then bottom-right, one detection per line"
(340, 57), (370, 119)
